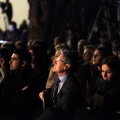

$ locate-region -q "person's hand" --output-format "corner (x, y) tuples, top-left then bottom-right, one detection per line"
(39, 91), (44, 102)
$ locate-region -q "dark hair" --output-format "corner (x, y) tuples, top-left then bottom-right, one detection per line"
(97, 41), (112, 52)
(95, 47), (112, 59)
(28, 45), (50, 74)
(13, 48), (31, 69)
(102, 56), (120, 72)
(54, 36), (65, 46)
(55, 43), (70, 51)
(0, 48), (12, 69)
(1, 41), (15, 53)
(15, 41), (26, 49)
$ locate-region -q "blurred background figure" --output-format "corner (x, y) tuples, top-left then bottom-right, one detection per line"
(4, 21), (19, 42)
(0, 0), (13, 24)
(0, 29), (4, 40)
(64, 27), (79, 51)
(82, 45), (95, 65)
(19, 20), (28, 44)
(111, 40), (120, 56)
(117, 48), (120, 60)
(1, 41), (15, 54)
(53, 36), (65, 48)
(77, 39), (88, 63)
(28, 42), (50, 88)
(0, 47), (11, 83)
(15, 41), (26, 49)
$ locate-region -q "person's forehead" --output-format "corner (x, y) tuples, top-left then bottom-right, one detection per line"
(84, 48), (90, 52)
(55, 51), (61, 56)
(58, 54), (64, 59)
(102, 64), (111, 70)
(11, 53), (19, 58)
(94, 49), (100, 54)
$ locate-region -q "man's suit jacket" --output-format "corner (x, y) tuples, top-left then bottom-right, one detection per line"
(43, 73), (83, 114)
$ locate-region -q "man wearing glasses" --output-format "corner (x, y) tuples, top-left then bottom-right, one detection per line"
(37, 50), (83, 120)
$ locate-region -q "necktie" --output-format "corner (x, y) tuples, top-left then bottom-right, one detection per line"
(52, 78), (60, 103)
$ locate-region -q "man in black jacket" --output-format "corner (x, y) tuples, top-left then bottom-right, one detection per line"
(0, 48), (43, 120)
(37, 50), (83, 120)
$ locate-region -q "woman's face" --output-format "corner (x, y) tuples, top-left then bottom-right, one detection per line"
(92, 50), (102, 65)
(102, 64), (113, 81)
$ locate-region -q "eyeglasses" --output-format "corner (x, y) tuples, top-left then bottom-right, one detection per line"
(92, 54), (101, 58)
(56, 58), (67, 64)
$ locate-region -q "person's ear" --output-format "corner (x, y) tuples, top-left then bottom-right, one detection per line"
(65, 64), (71, 69)
(22, 61), (26, 67)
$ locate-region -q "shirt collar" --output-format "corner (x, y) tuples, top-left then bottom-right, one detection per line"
(58, 74), (67, 83)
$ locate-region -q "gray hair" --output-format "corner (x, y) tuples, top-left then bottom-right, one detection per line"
(60, 49), (77, 73)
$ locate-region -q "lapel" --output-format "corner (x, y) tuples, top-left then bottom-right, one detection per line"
(52, 78), (60, 99)
(56, 73), (72, 97)
(59, 73), (71, 90)
(51, 73), (73, 103)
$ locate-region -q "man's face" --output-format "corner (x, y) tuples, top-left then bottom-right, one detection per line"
(9, 53), (21, 71)
(83, 49), (92, 62)
(53, 55), (68, 76)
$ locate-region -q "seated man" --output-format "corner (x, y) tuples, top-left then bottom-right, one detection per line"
(0, 48), (43, 120)
(37, 50), (83, 120)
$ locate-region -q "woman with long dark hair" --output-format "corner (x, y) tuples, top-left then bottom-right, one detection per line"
(74, 56), (120, 120)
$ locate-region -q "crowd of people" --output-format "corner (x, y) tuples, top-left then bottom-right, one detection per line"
(0, 0), (120, 120)
(0, 34), (119, 120)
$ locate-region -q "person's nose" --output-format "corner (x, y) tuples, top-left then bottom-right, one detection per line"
(103, 72), (107, 77)
(9, 59), (12, 64)
(92, 55), (96, 58)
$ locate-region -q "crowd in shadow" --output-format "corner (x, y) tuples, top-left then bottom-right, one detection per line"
(0, 34), (119, 120)
(0, 0), (120, 120)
